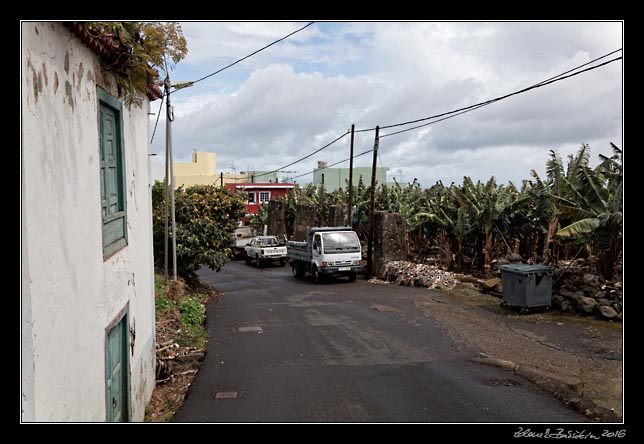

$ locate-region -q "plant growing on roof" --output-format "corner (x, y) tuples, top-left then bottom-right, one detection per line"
(84, 22), (187, 104)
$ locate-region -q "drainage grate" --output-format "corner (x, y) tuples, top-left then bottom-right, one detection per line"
(237, 326), (263, 333)
(215, 391), (238, 399)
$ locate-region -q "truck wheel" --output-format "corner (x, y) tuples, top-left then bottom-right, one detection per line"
(348, 272), (357, 282)
(292, 263), (304, 279)
(255, 255), (261, 268)
(280, 258), (286, 267)
(312, 267), (321, 284)
(244, 255), (251, 265)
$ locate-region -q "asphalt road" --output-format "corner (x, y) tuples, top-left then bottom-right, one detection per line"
(172, 261), (587, 423)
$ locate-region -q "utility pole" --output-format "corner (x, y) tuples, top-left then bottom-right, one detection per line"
(165, 76), (178, 281)
(221, 172), (224, 186)
(163, 78), (170, 281)
(367, 126), (379, 278)
(347, 124), (355, 228)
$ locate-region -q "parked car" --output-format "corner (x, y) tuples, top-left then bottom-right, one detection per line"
(244, 236), (288, 267)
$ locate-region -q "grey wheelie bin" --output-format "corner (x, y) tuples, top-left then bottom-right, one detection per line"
(498, 264), (555, 308)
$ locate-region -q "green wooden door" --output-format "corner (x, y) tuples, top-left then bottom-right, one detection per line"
(106, 313), (130, 422)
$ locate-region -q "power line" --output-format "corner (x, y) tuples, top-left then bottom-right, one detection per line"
(232, 52), (622, 181)
(380, 55), (622, 139)
(172, 22), (315, 94)
(289, 149), (374, 181)
(151, 23), (315, 149)
(278, 51), (622, 177)
(253, 130), (351, 179)
(150, 94), (165, 144)
(355, 48), (622, 135)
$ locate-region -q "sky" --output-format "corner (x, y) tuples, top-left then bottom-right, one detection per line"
(149, 21), (623, 189)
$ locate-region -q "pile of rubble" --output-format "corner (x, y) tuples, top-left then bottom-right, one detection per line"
(551, 258), (622, 321)
(379, 260), (459, 290)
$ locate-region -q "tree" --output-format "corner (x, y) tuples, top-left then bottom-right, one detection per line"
(555, 144), (622, 279)
(152, 182), (246, 281)
(412, 182), (464, 271)
(454, 177), (526, 275)
(249, 203), (268, 232)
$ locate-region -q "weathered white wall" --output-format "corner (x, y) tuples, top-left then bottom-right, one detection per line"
(21, 22), (156, 422)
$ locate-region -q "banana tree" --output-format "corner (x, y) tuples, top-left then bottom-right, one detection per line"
(412, 181), (466, 271)
(454, 177), (526, 276)
(528, 149), (567, 263)
(556, 144), (622, 279)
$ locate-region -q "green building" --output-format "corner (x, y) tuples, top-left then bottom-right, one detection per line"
(312, 162), (389, 192)
(246, 170), (280, 183)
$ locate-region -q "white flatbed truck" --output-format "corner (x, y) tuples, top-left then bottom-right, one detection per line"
(288, 227), (365, 283)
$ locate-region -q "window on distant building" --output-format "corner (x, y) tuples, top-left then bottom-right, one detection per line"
(247, 192), (256, 204)
(259, 191), (270, 203)
(98, 87), (127, 259)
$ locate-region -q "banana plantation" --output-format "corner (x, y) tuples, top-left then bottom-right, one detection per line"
(254, 144), (622, 281)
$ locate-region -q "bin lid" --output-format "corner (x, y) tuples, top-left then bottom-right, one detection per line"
(499, 264), (554, 274)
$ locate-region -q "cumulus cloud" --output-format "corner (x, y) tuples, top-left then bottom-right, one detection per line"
(151, 21), (622, 187)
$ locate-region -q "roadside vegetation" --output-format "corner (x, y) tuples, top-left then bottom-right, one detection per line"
(268, 143), (622, 280)
(144, 273), (218, 422)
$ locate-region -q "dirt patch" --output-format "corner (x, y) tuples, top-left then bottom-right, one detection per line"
(413, 283), (623, 421)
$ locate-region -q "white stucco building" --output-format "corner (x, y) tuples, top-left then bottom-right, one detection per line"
(21, 22), (158, 421)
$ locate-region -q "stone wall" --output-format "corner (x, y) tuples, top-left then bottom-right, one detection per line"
(328, 204), (350, 227)
(372, 211), (407, 277)
(551, 258), (622, 321)
(292, 204), (317, 241)
(267, 200), (287, 241)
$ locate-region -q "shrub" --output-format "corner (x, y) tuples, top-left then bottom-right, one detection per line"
(178, 296), (205, 327)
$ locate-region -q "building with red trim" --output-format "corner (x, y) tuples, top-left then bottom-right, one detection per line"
(225, 183), (295, 224)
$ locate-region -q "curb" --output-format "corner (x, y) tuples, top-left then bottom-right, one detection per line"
(471, 356), (622, 422)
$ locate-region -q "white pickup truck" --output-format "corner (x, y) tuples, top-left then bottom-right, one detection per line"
(244, 236), (288, 267)
(288, 227), (365, 283)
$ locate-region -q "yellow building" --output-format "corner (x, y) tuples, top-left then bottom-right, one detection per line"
(162, 151), (255, 188)
(172, 152), (218, 188)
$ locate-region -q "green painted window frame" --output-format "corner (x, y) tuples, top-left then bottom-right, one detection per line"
(97, 87), (128, 259)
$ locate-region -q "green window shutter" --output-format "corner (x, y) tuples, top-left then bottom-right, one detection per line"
(98, 87), (127, 257)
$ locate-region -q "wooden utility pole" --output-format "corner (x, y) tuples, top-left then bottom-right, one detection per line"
(367, 126), (379, 278)
(347, 124), (355, 228)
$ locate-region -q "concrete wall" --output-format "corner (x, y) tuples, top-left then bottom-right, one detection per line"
(21, 22), (156, 422)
